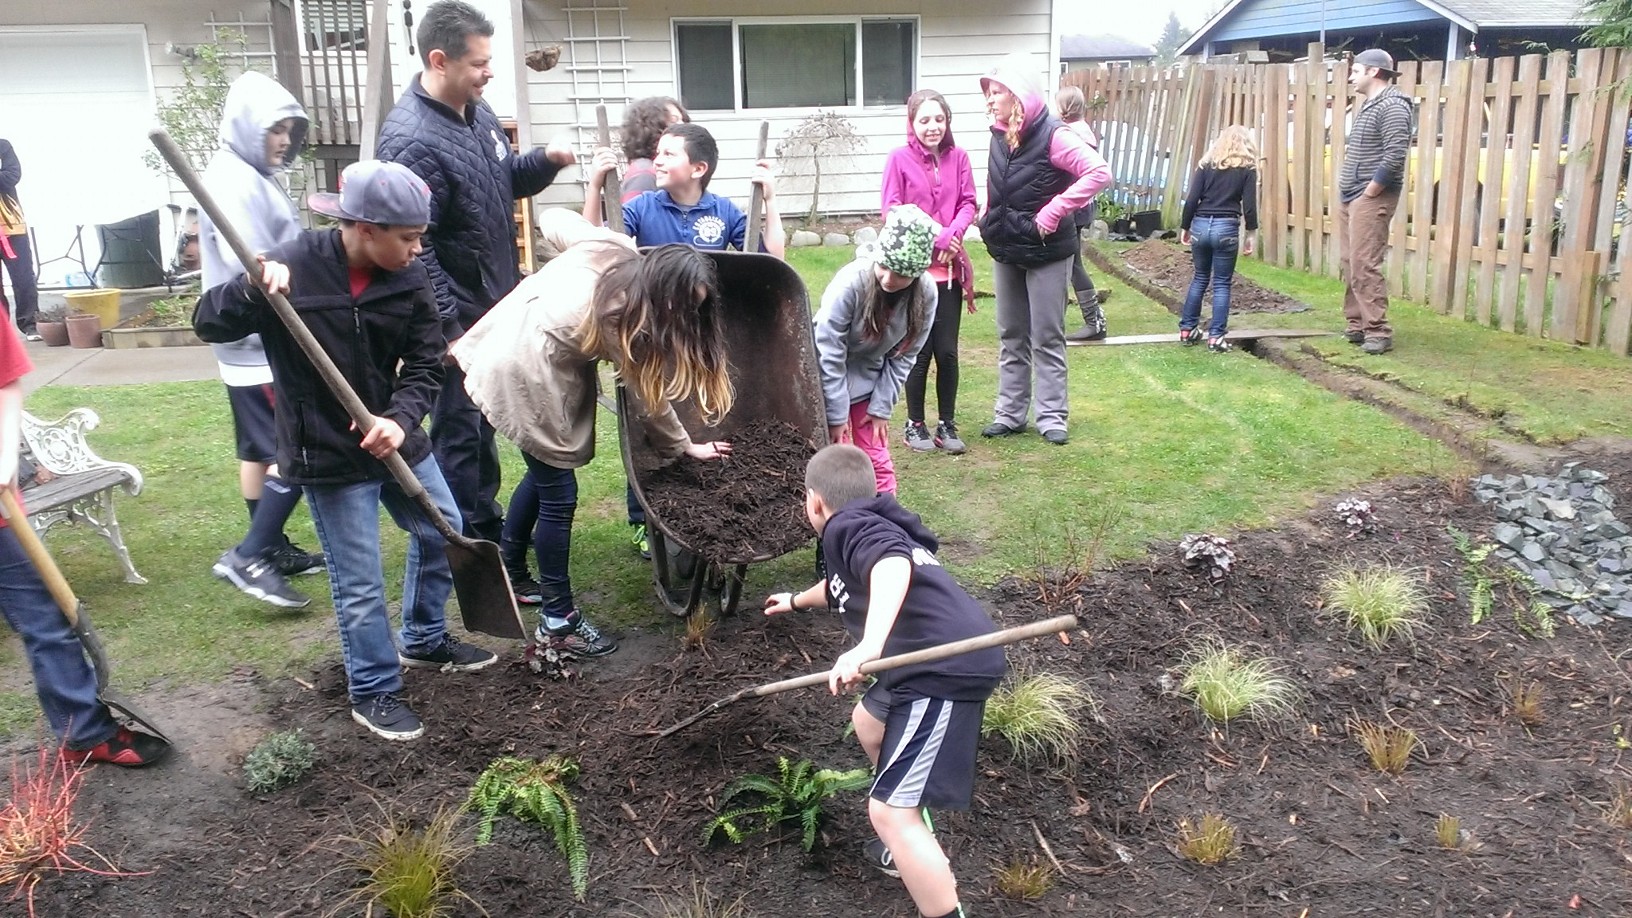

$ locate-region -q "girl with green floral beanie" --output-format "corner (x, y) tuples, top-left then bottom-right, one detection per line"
(813, 205), (938, 494)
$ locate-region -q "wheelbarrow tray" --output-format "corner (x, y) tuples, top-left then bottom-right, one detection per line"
(617, 250), (827, 567)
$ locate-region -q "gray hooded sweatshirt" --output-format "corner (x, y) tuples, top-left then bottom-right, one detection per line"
(199, 71), (308, 380)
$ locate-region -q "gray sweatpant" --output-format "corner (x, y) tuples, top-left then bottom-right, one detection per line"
(992, 257), (1072, 434)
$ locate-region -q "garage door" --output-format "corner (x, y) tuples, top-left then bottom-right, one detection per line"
(0, 27), (164, 288)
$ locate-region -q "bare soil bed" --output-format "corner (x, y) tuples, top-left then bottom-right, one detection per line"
(1115, 239), (1312, 315)
(20, 447), (1632, 916)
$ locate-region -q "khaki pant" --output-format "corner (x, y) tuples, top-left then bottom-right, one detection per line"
(1338, 190), (1400, 339)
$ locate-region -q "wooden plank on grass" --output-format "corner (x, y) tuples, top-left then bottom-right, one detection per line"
(1498, 54), (1543, 333)
(1067, 329), (1335, 348)
(1450, 56), (1489, 320)
(1408, 61), (1445, 303)
(1526, 50), (1571, 337)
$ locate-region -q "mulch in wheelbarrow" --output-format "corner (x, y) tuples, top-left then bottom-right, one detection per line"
(641, 420), (815, 561)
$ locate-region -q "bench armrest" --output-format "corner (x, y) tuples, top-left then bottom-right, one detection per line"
(21, 408), (144, 496)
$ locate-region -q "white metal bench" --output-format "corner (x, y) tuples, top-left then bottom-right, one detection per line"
(18, 408), (146, 584)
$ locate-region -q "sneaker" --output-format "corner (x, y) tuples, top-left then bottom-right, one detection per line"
(1344, 330), (1366, 344)
(862, 837), (902, 878)
(510, 573), (544, 606)
(270, 540), (326, 577)
(934, 421), (966, 455)
(981, 420), (1025, 438)
(351, 693), (424, 741)
(399, 634), (498, 672)
(631, 524), (651, 561)
(1361, 336), (1394, 355)
(67, 726), (171, 768)
(1180, 327), (1204, 346)
(1042, 428), (1069, 445)
(903, 420), (935, 452)
(212, 547), (310, 609)
(23, 332), (41, 342)
(536, 613), (618, 658)
(1208, 336), (1232, 353)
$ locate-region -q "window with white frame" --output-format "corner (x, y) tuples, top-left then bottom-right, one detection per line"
(674, 17), (917, 111)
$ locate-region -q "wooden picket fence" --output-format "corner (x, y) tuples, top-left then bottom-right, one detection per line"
(1066, 44), (1632, 355)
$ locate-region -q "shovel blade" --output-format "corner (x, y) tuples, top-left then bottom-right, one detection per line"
(70, 599), (112, 694)
(101, 690), (173, 746)
(446, 537), (527, 640)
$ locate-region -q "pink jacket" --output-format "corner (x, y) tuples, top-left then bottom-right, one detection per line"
(881, 131), (978, 309)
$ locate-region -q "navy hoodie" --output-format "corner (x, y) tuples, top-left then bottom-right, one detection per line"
(821, 495), (1006, 700)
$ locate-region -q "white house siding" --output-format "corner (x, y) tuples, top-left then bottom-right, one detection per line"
(519, 0), (1056, 219)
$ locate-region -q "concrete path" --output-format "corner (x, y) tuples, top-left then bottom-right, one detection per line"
(21, 338), (219, 395)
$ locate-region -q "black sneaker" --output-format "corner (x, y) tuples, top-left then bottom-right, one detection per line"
(934, 421), (967, 455)
(903, 420), (935, 452)
(981, 420), (1025, 438)
(399, 634), (499, 672)
(1344, 330), (1366, 344)
(862, 837), (901, 878)
(510, 574), (544, 605)
(271, 540), (326, 577)
(212, 547), (310, 608)
(535, 613), (618, 657)
(351, 692), (424, 741)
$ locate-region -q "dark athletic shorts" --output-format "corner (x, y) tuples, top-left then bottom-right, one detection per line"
(862, 683), (986, 811)
(227, 383), (277, 464)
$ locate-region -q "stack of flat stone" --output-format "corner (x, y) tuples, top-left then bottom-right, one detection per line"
(1472, 462), (1632, 625)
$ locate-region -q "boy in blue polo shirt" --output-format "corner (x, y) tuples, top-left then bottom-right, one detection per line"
(586, 122), (786, 258)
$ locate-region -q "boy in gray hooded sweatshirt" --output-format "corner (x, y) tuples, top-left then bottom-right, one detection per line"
(198, 71), (324, 610)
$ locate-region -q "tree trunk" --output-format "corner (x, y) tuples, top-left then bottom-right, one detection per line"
(807, 156), (823, 225)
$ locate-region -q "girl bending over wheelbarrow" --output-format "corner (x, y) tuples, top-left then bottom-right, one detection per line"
(814, 204), (938, 495)
(454, 210), (734, 659)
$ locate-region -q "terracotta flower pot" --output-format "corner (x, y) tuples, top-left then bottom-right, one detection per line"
(65, 313), (103, 349)
(37, 320), (69, 347)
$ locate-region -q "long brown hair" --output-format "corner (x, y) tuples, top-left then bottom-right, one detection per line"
(576, 244), (734, 423)
(905, 88), (953, 149)
(855, 264), (928, 358)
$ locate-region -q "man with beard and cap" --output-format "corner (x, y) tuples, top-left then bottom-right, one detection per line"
(1338, 48), (1413, 355)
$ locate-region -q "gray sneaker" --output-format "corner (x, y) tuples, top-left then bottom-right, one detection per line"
(934, 421), (967, 455)
(903, 420), (935, 452)
(1361, 336), (1393, 355)
(536, 612), (618, 657)
(351, 692), (424, 741)
(212, 547), (310, 609)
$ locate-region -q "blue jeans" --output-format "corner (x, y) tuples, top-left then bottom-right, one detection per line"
(1180, 215), (1241, 339)
(0, 526), (117, 748)
(304, 454), (462, 702)
(520, 453), (579, 621)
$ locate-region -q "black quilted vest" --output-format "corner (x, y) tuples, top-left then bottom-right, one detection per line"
(980, 113), (1077, 267)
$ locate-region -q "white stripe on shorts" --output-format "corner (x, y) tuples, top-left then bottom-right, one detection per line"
(880, 698), (953, 808)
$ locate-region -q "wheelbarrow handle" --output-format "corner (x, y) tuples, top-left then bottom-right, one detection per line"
(149, 128), (460, 545)
(596, 105), (625, 235)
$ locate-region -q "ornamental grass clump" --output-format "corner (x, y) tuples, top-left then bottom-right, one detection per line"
(981, 672), (1097, 765)
(992, 857), (1053, 900)
(1321, 566), (1428, 649)
(329, 806), (482, 918)
(648, 880), (750, 918)
(1350, 718), (1419, 776)
(1175, 813), (1238, 865)
(702, 757), (871, 852)
(465, 755), (587, 900)
(242, 729), (317, 794)
(1178, 640), (1300, 724)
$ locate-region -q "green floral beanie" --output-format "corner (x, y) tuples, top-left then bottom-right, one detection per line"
(874, 204), (939, 277)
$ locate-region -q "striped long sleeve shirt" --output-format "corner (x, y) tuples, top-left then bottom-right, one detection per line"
(1339, 85), (1413, 203)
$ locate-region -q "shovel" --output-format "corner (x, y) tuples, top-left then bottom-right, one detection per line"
(595, 104), (625, 235)
(745, 120), (770, 253)
(654, 613), (1078, 738)
(149, 128), (526, 641)
(0, 489), (171, 742)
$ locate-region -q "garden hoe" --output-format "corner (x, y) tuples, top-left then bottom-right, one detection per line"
(149, 128), (527, 641)
(655, 614), (1079, 738)
(0, 490), (171, 743)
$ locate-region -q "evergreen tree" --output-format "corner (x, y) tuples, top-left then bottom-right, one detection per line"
(1155, 13), (1188, 67)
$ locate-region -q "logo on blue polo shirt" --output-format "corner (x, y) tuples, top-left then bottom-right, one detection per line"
(692, 215), (727, 247)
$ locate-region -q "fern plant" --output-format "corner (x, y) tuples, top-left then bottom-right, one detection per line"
(465, 755), (588, 901)
(702, 757), (871, 852)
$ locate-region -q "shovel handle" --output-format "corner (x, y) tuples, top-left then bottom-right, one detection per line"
(746, 120), (769, 253)
(149, 128), (461, 544)
(596, 105), (624, 235)
(0, 489), (79, 622)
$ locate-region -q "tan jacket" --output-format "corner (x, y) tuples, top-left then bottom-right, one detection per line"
(452, 210), (691, 469)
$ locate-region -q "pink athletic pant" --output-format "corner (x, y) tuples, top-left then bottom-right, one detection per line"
(845, 400), (897, 495)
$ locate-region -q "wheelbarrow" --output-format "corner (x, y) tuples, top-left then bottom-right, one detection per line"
(617, 249), (827, 618)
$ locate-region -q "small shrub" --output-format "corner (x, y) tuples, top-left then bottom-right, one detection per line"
(1175, 813), (1238, 865)
(1350, 719), (1419, 776)
(702, 757), (871, 852)
(1025, 503), (1121, 608)
(329, 806), (482, 918)
(1178, 640), (1299, 724)
(981, 672), (1097, 764)
(466, 755), (588, 900)
(648, 880), (749, 918)
(1179, 533), (1236, 583)
(775, 111), (866, 223)
(993, 857), (1053, 900)
(1505, 678), (1546, 726)
(1321, 566), (1428, 649)
(1434, 813), (1464, 849)
(683, 610), (715, 651)
(243, 729), (317, 794)
(1332, 498), (1377, 536)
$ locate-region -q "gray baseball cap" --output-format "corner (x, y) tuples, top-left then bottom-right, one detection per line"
(308, 160), (431, 226)
(1353, 48), (1399, 76)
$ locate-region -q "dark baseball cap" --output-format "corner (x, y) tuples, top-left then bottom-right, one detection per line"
(1353, 49), (1399, 76)
(308, 161), (431, 226)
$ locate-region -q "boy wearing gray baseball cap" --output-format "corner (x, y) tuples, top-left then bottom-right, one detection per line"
(196, 160), (498, 741)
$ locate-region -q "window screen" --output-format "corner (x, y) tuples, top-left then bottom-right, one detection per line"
(739, 23), (855, 108)
(861, 20), (914, 106)
(676, 21), (734, 111)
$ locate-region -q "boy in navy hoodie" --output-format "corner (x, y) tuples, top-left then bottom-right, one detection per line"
(764, 443), (1003, 918)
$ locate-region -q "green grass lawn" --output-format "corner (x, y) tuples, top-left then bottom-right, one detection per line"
(11, 238), (1576, 737)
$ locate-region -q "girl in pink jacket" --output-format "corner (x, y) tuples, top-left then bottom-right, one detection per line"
(881, 89), (978, 455)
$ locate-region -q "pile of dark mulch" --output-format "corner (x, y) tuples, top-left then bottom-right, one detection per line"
(1115, 239), (1311, 314)
(640, 420), (814, 562)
